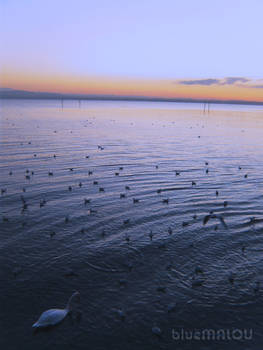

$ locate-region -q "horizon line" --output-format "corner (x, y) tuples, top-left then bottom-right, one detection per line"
(0, 88), (263, 106)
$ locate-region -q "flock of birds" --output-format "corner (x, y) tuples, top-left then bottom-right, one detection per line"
(1, 140), (261, 334)
(1, 109), (263, 340)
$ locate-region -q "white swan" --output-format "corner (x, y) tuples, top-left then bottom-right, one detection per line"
(32, 291), (80, 328)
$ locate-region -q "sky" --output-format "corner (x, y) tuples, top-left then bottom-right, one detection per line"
(1, 0), (263, 102)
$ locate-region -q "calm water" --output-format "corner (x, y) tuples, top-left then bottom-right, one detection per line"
(1, 99), (263, 350)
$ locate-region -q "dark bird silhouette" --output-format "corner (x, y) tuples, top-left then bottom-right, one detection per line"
(254, 281), (260, 293)
(133, 198), (139, 203)
(223, 201), (228, 207)
(216, 190), (219, 196)
(93, 181), (98, 185)
(203, 214), (228, 228)
(125, 186), (130, 190)
(192, 181), (196, 186)
(40, 199), (46, 207)
(195, 266), (204, 274)
(99, 187), (105, 192)
(120, 193), (126, 198)
(244, 174), (248, 178)
(228, 273), (235, 284)
(88, 171), (93, 175)
(162, 199), (169, 204)
(84, 198), (90, 205)
(48, 172), (53, 176)
(156, 286), (166, 293)
(68, 186), (72, 191)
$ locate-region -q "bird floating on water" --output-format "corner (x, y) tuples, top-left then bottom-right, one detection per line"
(32, 291), (80, 328)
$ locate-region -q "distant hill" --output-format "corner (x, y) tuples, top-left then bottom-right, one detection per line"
(0, 88), (262, 106)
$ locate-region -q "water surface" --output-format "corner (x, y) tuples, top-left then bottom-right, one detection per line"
(1, 99), (263, 350)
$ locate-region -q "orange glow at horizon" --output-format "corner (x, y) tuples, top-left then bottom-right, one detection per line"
(1, 70), (263, 103)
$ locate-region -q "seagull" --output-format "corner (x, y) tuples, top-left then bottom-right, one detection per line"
(203, 214), (228, 228)
(32, 291), (80, 328)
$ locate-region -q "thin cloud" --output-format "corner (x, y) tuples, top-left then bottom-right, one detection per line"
(221, 77), (250, 85)
(178, 79), (220, 86)
(176, 77), (263, 88)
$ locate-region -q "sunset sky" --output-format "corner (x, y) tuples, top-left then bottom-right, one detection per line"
(1, 0), (263, 102)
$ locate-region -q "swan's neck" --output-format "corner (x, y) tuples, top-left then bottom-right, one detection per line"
(66, 291), (79, 311)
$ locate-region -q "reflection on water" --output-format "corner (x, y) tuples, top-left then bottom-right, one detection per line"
(0, 99), (263, 350)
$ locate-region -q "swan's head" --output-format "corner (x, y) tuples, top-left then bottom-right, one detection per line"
(72, 291), (80, 299)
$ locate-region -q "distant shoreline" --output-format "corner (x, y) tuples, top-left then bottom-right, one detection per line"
(0, 88), (263, 106)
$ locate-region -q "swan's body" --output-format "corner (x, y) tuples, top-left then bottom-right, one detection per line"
(32, 291), (79, 328)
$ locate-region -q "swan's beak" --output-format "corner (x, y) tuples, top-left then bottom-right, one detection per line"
(32, 322), (38, 328)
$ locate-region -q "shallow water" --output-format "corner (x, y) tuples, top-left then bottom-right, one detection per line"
(1, 99), (263, 349)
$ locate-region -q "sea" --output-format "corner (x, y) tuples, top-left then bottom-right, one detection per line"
(1, 99), (263, 350)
